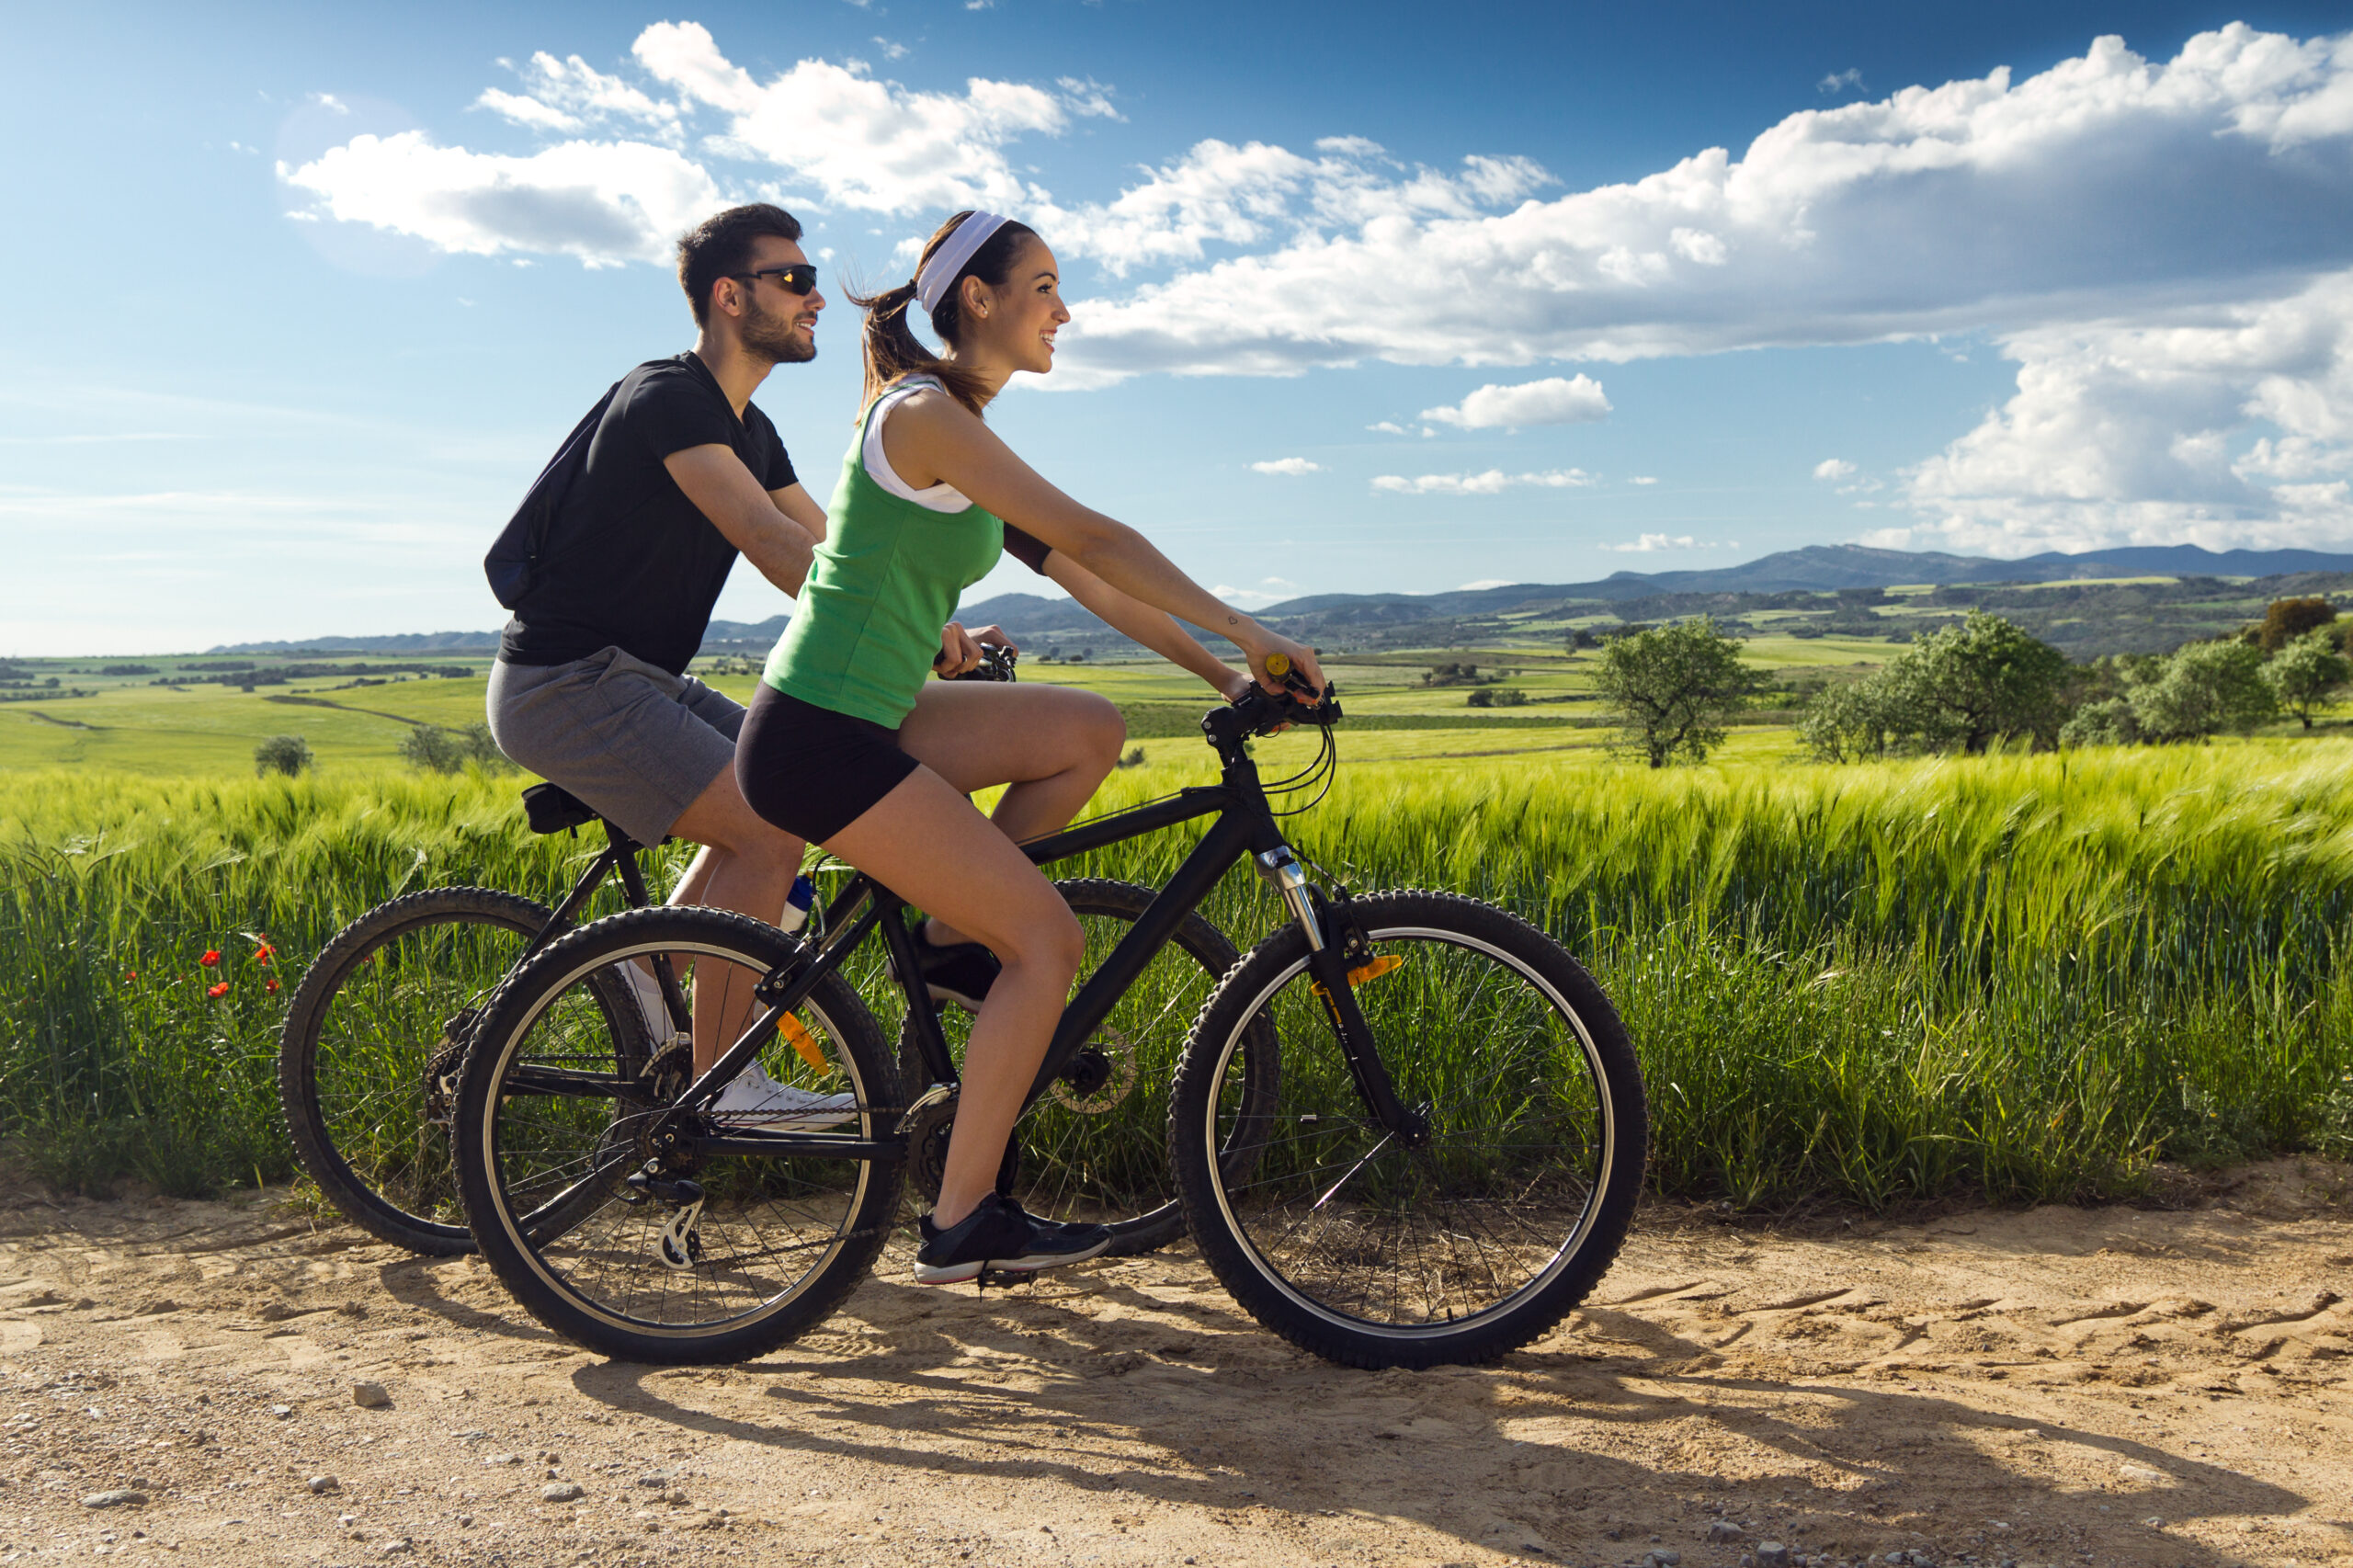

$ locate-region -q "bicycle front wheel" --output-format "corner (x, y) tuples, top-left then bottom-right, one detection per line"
(1168, 891), (1645, 1369)
(454, 906), (901, 1364)
(278, 887), (561, 1256)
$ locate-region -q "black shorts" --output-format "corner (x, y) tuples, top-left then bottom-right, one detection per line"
(737, 683), (922, 844)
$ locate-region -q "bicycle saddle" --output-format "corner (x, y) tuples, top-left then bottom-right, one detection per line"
(520, 782), (599, 836)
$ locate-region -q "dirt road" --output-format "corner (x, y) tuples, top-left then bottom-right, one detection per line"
(2, 1164), (2349, 1568)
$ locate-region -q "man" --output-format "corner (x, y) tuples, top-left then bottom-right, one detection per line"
(485, 202), (837, 1122)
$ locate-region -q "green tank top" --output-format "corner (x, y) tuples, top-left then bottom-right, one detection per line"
(761, 385), (1005, 726)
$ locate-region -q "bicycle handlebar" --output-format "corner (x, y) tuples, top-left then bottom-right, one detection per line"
(1211, 677), (1343, 744)
(943, 643), (1018, 682)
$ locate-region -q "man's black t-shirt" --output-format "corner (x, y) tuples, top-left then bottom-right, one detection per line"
(499, 353), (795, 676)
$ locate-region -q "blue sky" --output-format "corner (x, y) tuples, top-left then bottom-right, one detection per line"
(5, 1), (2352, 653)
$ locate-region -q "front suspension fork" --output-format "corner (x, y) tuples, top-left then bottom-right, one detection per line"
(1255, 848), (1427, 1146)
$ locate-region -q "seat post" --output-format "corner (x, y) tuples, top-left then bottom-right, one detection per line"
(608, 820), (656, 908)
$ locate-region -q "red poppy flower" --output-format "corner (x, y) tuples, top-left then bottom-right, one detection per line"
(125, 971), (138, 982)
(199, 949), (222, 968)
(206, 982), (230, 999)
(265, 978), (281, 994)
(255, 945), (275, 965)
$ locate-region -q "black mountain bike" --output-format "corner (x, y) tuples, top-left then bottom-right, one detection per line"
(450, 675), (1646, 1369)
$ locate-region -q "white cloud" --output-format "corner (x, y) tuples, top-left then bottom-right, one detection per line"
(1457, 578), (1518, 590)
(1210, 576), (1300, 608)
(1813, 458), (1857, 481)
(1819, 68), (1865, 95)
(279, 133), (723, 266)
(1367, 421), (1409, 435)
(1628, 475), (1659, 485)
(1056, 77), (1123, 120)
(1599, 534), (1728, 551)
(1035, 139), (1548, 278)
(1894, 267), (2353, 554)
(290, 24), (1074, 257)
(476, 52), (682, 139)
(1249, 457), (1322, 475)
(1372, 468), (1594, 494)
(873, 38), (909, 62)
(1061, 26), (2353, 379)
(638, 24), (1064, 215)
(1420, 375), (1611, 429)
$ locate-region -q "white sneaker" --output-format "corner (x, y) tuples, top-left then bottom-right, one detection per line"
(620, 960), (674, 1041)
(709, 1061), (857, 1131)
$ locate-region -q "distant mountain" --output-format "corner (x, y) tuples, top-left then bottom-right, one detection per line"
(949, 542), (2353, 653)
(199, 543), (2353, 660)
(209, 630), (503, 654)
(1253, 543), (2353, 615)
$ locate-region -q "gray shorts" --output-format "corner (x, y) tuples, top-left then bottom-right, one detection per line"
(486, 648), (745, 846)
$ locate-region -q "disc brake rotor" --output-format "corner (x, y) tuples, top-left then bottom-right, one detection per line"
(1049, 1025), (1140, 1115)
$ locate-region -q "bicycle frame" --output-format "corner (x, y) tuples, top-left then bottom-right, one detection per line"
(656, 694), (1425, 1166)
(530, 821), (657, 951)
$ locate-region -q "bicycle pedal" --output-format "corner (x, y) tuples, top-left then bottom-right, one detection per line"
(975, 1267), (1035, 1290)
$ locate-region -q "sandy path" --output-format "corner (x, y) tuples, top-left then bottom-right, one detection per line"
(1, 1165), (2349, 1568)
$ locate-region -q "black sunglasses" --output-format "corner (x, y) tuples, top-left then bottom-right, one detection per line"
(732, 264), (818, 296)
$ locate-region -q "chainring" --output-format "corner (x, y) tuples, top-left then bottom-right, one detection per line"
(904, 1086), (1020, 1204)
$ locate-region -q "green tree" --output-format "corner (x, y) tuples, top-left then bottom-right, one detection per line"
(2262, 629), (2352, 730)
(252, 734), (313, 778)
(2128, 639), (2276, 742)
(1593, 616), (1760, 768)
(1799, 680), (1901, 763)
(1879, 610), (2070, 753)
(2058, 698), (2138, 748)
(400, 722), (507, 774)
(2260, 596), (2337, 653)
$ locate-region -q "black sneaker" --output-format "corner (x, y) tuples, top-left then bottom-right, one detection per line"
(914, 926), (1001, 1011)
(914, 1192), (1112, 1285)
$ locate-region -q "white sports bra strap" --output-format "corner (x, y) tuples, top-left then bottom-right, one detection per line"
(863, 378), (971, 514)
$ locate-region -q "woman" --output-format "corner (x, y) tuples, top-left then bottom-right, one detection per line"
(735, 210), (1324, 1286)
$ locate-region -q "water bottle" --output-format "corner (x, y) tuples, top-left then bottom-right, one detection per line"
(779, 874), (817, 934)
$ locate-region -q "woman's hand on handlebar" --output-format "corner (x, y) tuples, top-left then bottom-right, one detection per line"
(933, 620), (1016, 678)
(1243, 630), (1326, 703)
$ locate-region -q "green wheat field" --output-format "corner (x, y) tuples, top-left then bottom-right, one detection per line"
(3, 645), (2349, 1210)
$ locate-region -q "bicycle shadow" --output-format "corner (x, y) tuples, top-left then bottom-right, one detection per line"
(563, 1258), (2304, 1567)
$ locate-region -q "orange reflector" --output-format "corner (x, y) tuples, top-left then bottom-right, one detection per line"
(1312, 953), (1405, 999)
(779, 1013), (827, 1074)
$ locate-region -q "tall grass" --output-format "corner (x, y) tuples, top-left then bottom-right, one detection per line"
(4, 744), (2350, 1206)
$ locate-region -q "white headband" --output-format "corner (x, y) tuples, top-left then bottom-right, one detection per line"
(915, 211), (1012, 315)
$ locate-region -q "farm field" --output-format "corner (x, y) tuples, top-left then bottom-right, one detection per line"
(0, 642), (1859, 776)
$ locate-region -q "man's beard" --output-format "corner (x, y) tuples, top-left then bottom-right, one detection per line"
(743, 293), (815, 365)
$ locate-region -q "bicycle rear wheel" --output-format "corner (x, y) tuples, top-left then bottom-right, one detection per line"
(1169, 891), (1645, 1369)
(454, 906), (901, 1364)
(897, 879), (1276, 1256)
(278, 887), (564, 1256)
